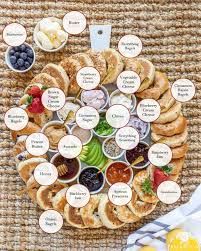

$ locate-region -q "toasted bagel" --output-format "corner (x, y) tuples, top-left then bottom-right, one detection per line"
(64, 204), (87, 228)
(98, 194), (125, 229)
(128, 200), (157, 218)
(32, 108), (53, 127)
(36, 182), (67, 210)
(17, 157), (47, 182)
(171, 144), (188, 159)
(11, 122), (41, 142)
(136, 71), (169, 100)
(124, 58), (143, 75)
(133, 170), (158, 204)
(52, 187), (68, 214)
(158, 89), (176, 113)
(151, 127), (188, 147)
(116, 205), (140, 223)
(168, 157), (185, 175)
(70, 53), (94, 67)
(101, 48), (124, 85)
(59, 57), (82, 94)
(80, 194), (103, 228)
(154, 102), (181, 124)
(151, 115), (187, 136)
(86, 50), (107, 81)
(26, 175), (40, 203)
(42, 63), (69, 95)
(31, 73), (60, 88)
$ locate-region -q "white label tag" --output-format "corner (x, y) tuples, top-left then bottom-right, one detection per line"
(89, 25), (112, 51)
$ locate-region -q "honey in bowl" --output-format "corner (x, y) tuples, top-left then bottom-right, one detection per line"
(106, 161), (133, 185)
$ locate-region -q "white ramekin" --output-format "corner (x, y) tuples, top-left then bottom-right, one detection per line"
(70, 124), (93, 145)
(102, 136), (125, 160)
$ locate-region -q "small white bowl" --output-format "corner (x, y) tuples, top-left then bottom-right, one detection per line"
(102, 136), (125, 160)
(124, 141), (150, 169)
(50, 152), (81, 184)
(41, 120), (70, 153)
(127, 113), (150, 140)
(71, 124), (93, 145)
(77, 166), (105, 194)
(105, 161), (133, 186)
(33, 17), (68, 52)
(92, 110), (117, 139)
(56, 97), (83, 126)
(109, 89), (136, 112)
(5, 42), (36, 73)
(81, 85), (109, 111)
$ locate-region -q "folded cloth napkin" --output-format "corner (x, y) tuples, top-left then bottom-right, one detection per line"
(125, 184), (201, 251)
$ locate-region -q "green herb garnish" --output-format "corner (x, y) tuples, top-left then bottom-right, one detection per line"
(142, 178), (154, 195)
(95, 116), (114, 136)
(26, 95), (33, 105)
(41, 85), (48, 90)
(161, 165), (172, 174)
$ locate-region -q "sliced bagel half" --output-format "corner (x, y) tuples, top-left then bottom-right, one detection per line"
(36, 182), (67, 210)
(17, 157), (47, 183)
(42, 63), (69, 95)
(151, 127), (188, 148)
(64, 204), (87, 228)
(86, 50), (107, 81)
(101, 48), (124, 85)
(158, 89), (176, 113)
(133, 170), (158, 204)
(52, 187), (68, 214)
(171, 144), (188, 159)
(128, 199), (157, 218)
(154, 102), (181, 124)
(151, 115), (187, 136)
(98, 194), (125, 229)
(32, 108), (53, 127)
(26, 175), (40, 203)
(116, 205), (140, 223)
(31, 73), (60, 88)
(70, 52), (94, 67)
(80, 194), (103, 228)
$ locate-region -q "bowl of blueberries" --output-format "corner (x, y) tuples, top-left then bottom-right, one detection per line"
(5, 43), (35, 73)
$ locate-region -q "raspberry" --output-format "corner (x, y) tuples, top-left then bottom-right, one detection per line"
(27, 86), (42, 98)
(153, 168), (169, 191)
(28, 97), (44, 113)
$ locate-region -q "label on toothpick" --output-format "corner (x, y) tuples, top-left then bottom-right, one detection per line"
(117, 71), (141, 94)
(115, 126), (140, 150)
(66, 184), (90, 208)
(76, 106), (99, 129)
(26, 132), (49, 156)
(118, 35), (142, 58)
(63, 11), (86, 35)
(3, 23), (27, 46)
(106, 104), (130, 128)
(157, 181), (181, 204)
(41, 88), (66, 111)
(4, 107), (28, 131)
(58, 135), (82, 159)
(137, 99), (161, 122)
(148, 143), (172, 166)
(108, 182), (132, 206)
(76, 67), (100, 90)
(34, 162), (58, 186)
(39, 210), (63, 234)
(171, 78), (195, 102)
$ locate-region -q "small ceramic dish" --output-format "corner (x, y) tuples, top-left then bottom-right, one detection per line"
(71, 124), (93, 145)
(102, 136), (125, 160)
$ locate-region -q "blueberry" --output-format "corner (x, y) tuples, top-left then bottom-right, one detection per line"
(24, 61), (30, 69)
(14, 46), (19, 51)
(10, 56), (17, 65)
(17, 58), (24, 67)
(27, 57), (33, 64)
(14, 52), (20, 58)
(27, 49), (34, 58)
(20, 66), (26, 71)
(14, 63), (19, 69)
(19, 44), (26, 52)
(20, 52), (27, 60)
(9, 49), (15, 56)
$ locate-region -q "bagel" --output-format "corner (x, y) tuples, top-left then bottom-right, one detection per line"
(26, 175), (40, 203)
(151, 115), (187, 136)
(59, 57), (82, 94)
(128, 200), (157, 218)
(124, 58), (143, 75)
(70, 53), (94, 67)
(158, 89), (176, 113)
(52, 187), (68, 214)
(172, 144), (188, 159)
(64, 204), (87, 228)
(17, 157), (47, 182)
(42, 63), (69, 95)
(135, 58), (155, 92)
(15, 151), (48, 164)
(98, 194), (125, 229)
(36, 182), (67, 210)
(116, 205), (140, 223)
(32, 108), (53, 127)
(31, 73), (60, 89)
(151, 127), (188, 147)
(133, 170), (158, 204)
(87, 50), (107, 81)
(11, 122), (41, 142)
(101, 48), (124, 85)
(168, 157), (185, 175)
(80, 194), (103, 228)
(13, 136), (27, 156)
(136, 71), (169, 100)
(153, 102), (181, 124)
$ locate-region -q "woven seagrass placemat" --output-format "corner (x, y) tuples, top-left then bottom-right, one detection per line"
(0, 0), (201, 250)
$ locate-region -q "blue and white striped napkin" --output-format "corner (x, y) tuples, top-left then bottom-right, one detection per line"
(126, 184), (201, 251)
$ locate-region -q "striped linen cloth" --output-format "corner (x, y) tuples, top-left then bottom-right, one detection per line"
(125, 184), (201, 251)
